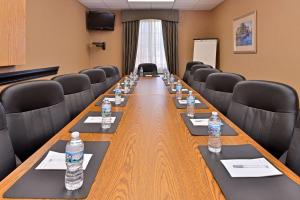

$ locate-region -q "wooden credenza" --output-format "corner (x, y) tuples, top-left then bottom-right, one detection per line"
(0, 0), (26, 66)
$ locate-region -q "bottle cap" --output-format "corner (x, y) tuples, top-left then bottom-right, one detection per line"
(212, 111), (218, 116)
(71, 131), (80, 138)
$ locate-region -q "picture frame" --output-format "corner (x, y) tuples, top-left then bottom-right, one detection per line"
(233, 11), (257, 53)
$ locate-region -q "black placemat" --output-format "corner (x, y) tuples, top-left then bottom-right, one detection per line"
(96, 95), (129, 107)
(70, 112), (123, 133)
(172, 97), (208, 109)
(143, 74), (160, 77)
(199, 145), (300, 200)
(163, 79), (178, 86)
(180, 113), (237, 136)
(108, 87), (134, 94)
(4, 141), (110, 199)
(168, 87), (189, 94)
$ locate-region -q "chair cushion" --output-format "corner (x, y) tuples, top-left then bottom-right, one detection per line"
(80, 69), (106, 84)
(95, 66), (115, 78)
(227, 81), (299, 158)
(52, 74), (91, 95)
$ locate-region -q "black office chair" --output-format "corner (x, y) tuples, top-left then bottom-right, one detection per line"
(52, 74), (94, 119)
(191, 68), (220, 95)
(187, 64), (212, 86)
(80, 69), (107, 98)
(183, 61), (203, 83)
(95, 66), (115, 87)
(280, 114), (300, 176)
(111, 66), (121, 83)
(205, 73), (245, 115)
(0, 80), (70, 161)
(137, 63), (158, 76)
(227, 81), (299, 158)
(0, 103), (16, 181)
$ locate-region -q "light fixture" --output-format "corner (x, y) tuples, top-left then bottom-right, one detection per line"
(128, 0), (174, 2)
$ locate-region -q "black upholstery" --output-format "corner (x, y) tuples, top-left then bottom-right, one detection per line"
(227, 81), (299, 158)
(191, 68), (220, 95)
(52, 74), (94, 119)
(95, 66), (115, 87)
(183, 61), (203, 83)
(0, 81), (70, 161)
(80, 69), (107, 98)
(281, 114), (300, 176)
(0, 103), (16, 181)
(111, 66), (121, 83)
(137, 63), (158, 75)
(187, 64), (212, 85)
(205, 73), (245, 114)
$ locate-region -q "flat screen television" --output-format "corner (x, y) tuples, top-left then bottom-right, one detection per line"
(86, 12), (115, 31)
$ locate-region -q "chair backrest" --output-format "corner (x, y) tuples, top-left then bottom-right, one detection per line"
(111, 66), (121, 82)
(138, 63), (158, 75)
(0, 80), (70, 161)
(191, 68), (220, 95)
(80, 69), (107, 98)
(0, 103), (16, 181)
(285, 114), (300, 176)
(183, 61), (203, 83)
(187, 64), (212, 86)
(95, 66), (115, 87)
(205, 73), (245, 114)
(227, 80), (299, 158)
(52, 74), (94, 119)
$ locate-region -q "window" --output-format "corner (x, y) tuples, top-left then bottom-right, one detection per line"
(134, 19), (168, 73)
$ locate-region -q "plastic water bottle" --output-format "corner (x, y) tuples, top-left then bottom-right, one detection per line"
(139, 67), (143, 77)
(102, 99), (112, 129)
(65, 132), (84, 190)
(176, 80), (182, 100)
(115, 83), (122, 105)
(208, 112), (222, 153)
(170, 74), (175, 90)
(129, 74), (135, 87)
(124, 77), (130, 94)
(166, 73), (170, 85)
(187, 91), (195, 117)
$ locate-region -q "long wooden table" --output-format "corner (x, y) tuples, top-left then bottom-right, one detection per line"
(0, 76), (299, 200)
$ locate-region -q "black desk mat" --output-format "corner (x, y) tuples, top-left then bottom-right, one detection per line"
(199, 145), (300, 200)
(96, 95), (129, 107)
(172, 97), (208, 109)
(70, 112), (123, 133)
(180, 113), (237, 136)
(4, 141), (110, 199)
(108, 87), (135, 94)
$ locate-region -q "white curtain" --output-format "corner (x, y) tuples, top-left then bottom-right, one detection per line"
(134, 19), (168, 73)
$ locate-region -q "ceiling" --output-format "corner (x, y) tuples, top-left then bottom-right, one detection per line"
(78, 0), (224, 11)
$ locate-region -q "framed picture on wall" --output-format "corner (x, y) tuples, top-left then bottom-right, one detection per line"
(233, 11), (257, 53)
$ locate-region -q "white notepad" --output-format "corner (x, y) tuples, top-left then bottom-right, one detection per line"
(104, 98), (125, 102)
(182, 88), (188, 92)
(84, 116), (116, 124)
(145, 74), (152, 77)
(35, 151), (93, 170)
(190, 119), (209, 126)
(178, 100), (201, 104)
(220, 158), (283, 177)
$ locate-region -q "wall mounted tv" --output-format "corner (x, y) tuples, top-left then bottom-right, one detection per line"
(86, 11), (115, 31)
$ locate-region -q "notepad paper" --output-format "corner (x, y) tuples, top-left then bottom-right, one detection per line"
(220, 158), (283, 178)
(190, 119), (209, 126)
(178, 100), (201, 104)
(35, 151), (93, 170)
(182, 88), (188, 92)
(84, 116), (116, 124)
(145, 74), (152, 77)
(104, 98), (125, 102)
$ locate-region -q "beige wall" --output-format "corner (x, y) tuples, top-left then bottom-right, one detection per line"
(22, 0), (90, 75)
(210, 0), (300, 93)
(89, 11), (123, 74)
(178, 11), (212, 77)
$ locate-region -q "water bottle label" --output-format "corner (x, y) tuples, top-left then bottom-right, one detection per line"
(187, 97), (195, 105)
(66, 151), (83, 164)
(208, 124), (221, 136)
(115, 89), (121, 95)
(102, 104), (111, 113)
(176, 85), (182, 91)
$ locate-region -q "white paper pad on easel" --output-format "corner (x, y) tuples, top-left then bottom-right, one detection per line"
(190, 119), (209, 126)
(178, 100), (201, 104)
(220, 158), (283, 178)
(35, 151), (93, 170)
(84, 117), (116, 124)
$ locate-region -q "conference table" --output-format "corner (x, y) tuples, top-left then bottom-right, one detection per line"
(0, 76), (299, 200)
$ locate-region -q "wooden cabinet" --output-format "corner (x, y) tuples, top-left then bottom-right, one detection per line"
(0, 0), (26, 66)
